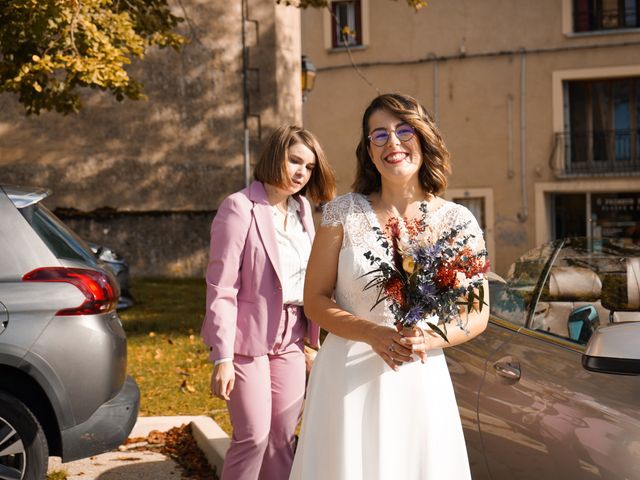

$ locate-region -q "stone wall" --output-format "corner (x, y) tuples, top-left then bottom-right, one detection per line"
(0, 1), (304, 277)
(58, 209), (214, 278)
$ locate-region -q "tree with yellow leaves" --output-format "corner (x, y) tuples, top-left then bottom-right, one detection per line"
(0, 0), (185, 115)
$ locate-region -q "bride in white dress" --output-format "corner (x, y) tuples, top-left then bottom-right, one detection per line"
(290, 93), (489, 480)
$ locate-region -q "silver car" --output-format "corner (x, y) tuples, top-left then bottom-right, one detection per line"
(448, 237), (640, 480)
(0, 185), (139, 479)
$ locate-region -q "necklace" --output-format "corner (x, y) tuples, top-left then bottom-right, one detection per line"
(273, 199), (289, 216)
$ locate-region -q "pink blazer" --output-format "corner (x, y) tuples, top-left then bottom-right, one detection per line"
(201, 181), (320, 360)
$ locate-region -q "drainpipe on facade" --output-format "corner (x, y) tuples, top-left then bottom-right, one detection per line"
(431, 55), (439, 123)
(507, 94), (514, 179)
(518, 48), (528, 222)
(242, 0), (250, 187)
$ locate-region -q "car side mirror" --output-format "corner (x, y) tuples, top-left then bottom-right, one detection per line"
(582, 322), (640, 375)
(568, 305), (599, 344)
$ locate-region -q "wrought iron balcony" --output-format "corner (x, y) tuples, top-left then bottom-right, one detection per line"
(550, 130), (640, 177)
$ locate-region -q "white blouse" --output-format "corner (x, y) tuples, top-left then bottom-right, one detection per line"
(271, 197), (312, 306)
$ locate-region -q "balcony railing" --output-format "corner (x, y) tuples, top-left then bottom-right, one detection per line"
(550, 130), (640, 177)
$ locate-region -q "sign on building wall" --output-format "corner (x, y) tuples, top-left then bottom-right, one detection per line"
(591, 192), (640, 240)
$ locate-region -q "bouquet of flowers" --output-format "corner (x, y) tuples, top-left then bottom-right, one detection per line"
(362, 204), (489, 342)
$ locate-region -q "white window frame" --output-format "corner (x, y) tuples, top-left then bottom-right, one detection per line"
(444, 188), (495, 264)
(535, 180), (640, 245)
(323, 0), (369, 51)
(552, 65), (640, 134)
(550, 65), (640, 175)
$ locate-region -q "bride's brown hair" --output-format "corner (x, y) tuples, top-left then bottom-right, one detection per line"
(352, 93), (451, 196)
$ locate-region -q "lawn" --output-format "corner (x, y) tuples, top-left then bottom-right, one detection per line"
(120, 278), (232, 436)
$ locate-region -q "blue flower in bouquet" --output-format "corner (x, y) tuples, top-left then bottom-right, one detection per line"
(417, 281), (438, 299)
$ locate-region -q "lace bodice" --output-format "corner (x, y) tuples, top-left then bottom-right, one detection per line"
(321, 192), (485, 327)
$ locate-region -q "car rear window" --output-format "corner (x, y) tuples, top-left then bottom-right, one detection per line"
(19, 204), (97, 265)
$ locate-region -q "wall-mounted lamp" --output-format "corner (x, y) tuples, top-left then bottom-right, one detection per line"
(301, 55), (316, 102)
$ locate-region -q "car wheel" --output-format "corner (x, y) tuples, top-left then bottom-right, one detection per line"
(0, 392), (48, 480)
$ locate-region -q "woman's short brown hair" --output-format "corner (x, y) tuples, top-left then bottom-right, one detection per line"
(254, 125), (336, 203)
(353, 93), (451, 196)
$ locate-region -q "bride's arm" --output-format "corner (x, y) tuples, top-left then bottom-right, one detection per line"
(304, 224), (413, 371)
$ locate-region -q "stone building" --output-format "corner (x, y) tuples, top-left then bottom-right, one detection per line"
(301, 0), (640, 274)
(0, 1), (304, 277)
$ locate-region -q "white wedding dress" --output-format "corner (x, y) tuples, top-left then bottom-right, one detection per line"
(290, 193), (482, 480)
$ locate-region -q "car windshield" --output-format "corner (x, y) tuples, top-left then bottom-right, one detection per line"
(532, 237), (640, 344)
(490, 241), (559, 327)
(19, 203), (97, 265)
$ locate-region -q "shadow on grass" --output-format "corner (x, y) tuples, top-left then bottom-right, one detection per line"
(117, 277), (231, 434)
(120, 277), (206, 337)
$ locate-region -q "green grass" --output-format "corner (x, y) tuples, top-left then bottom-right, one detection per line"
(120, 278), (231, 435)
(47, 470), (68, 480)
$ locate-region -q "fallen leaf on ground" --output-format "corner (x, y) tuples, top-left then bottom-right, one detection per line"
(180, 379), (196, 393)
(147, 430), (165, 445)
(124, 424), (216, 479)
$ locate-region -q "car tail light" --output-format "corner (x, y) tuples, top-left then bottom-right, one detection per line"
(22, 267), (119, 315)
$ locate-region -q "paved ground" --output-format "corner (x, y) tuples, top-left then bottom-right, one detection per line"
(47, 416), (227, 480)
(48, 450), (183, 479)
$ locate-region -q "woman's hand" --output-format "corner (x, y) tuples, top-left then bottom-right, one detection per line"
(367, 324), (414, 371)
(399, 327), (434, 364)
(211, 362), (235, 400)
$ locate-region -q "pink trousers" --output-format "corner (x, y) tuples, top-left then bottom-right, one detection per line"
(221, 305), (306, 480)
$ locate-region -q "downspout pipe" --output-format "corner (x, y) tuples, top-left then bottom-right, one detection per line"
(518, 49), (528, 222)
(242, 0), (250, 187)
(433, 56), (439, 123)
(507, 94), (514, 178)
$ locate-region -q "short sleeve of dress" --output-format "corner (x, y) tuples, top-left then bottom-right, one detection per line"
(451, 204), (486, 255)
(320, 193), (353, 227)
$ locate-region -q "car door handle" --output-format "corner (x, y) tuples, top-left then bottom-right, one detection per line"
(0, 320), (7, 334)
(493, 360), (521, 380)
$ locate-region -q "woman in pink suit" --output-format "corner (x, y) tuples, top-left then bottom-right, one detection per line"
(201, 125), (335, 480)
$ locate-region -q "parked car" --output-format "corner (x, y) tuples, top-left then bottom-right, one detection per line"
(448, 237), (640, 480)
(88, 242), (135, 310)
(0, 185), (139, 478)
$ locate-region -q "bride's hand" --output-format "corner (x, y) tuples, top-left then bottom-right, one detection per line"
(400, 328), (433, 364)
(367, 324), (413, 371)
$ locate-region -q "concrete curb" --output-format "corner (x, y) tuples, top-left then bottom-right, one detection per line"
(130, 416), (230, 475)
(190, 416), (230, 475)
